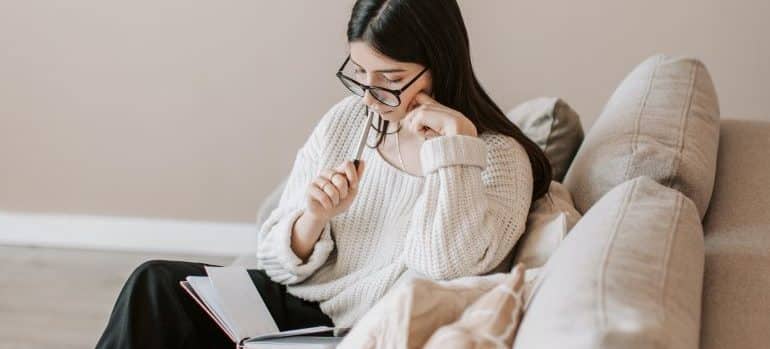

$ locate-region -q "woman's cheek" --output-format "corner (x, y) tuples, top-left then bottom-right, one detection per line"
(405, 96), (419, 113)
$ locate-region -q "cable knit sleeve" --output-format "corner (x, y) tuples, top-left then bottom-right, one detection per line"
(402, 133), (534, 280)
(255, 99), (348, 285)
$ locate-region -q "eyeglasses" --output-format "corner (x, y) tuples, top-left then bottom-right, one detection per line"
(336, 54), (428, 107)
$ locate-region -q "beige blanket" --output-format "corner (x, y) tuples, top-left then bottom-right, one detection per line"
(338, 264), (527, 349)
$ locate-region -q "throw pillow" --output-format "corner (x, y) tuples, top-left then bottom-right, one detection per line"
(507, 97), (584, 182)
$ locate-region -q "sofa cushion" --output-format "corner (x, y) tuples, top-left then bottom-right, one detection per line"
(563, 54), (720, 219)
(700, 119), (770, 348)
(513, 176), (705, 349)
(507, 97), (584, 182)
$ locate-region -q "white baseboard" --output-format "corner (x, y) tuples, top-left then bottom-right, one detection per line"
(0, 211), (257, 256)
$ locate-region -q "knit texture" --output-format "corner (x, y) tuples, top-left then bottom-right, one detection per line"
(255, 95), (534, 328)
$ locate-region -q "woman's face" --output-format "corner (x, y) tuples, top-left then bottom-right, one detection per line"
(348, 41), (432, 124)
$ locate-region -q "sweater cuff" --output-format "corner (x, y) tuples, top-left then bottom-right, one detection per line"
(257, 207), (334, 284)
(420, 134), (488, 175)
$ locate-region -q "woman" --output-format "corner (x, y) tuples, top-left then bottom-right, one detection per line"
(95, 0), (551, 348)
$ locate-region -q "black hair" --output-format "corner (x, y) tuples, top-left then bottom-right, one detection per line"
(346, 0), (552, 200)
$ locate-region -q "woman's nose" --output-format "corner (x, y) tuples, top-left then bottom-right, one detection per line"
(361, 90), (381, 109)
(359, 74), (381, 106)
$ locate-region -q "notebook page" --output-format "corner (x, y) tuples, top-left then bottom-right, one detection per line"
(182, 278), (238, 341)
(205, 266), (279, 340)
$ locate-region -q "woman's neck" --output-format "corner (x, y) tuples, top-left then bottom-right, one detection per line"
(385, 119), (402, 134)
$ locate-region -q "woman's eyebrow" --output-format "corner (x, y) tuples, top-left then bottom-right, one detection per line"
(350, 58), (407, 73)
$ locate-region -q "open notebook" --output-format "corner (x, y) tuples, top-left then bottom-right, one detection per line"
(179, 265), (347, 349)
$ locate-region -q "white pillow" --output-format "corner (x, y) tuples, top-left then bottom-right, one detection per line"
(513, 180), (582, 270)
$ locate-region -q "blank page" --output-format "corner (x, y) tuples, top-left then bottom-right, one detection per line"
(205, 266), (280, 340)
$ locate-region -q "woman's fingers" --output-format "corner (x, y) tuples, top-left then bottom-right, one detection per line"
(319, 169), (349, 203)
(313, 161), (364, 213)
(356, 159), (365, 179)
(323, 168), (350, 198)
(413, 90), (438, 106)
(407, 90), (435, 112)
(307, 160), (366, 219)
(423, 128), (440, 139)
(338, 161), (358, 190)
(405, 108), (441, 137)
(311, 177), (333, 195)
(316, 172), (341, 206)
(321, 183), (339, 206)
(308, 184), (333, 209)
(332, 175), (348, 200)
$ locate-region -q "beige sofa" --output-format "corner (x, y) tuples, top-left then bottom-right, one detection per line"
(235, 55), (770, 348)
(698, 118), (770, 348)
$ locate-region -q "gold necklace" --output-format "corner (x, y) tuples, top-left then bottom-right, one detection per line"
(395, 122), (407, 172)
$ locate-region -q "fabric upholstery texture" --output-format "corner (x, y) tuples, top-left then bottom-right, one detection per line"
(699, 119), (770, 348)
(513, 176), (705, 349)
(507, 97), (584, 182)
(563, 54), (720, 219)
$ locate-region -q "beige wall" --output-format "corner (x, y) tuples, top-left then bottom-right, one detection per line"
(1, 0), (767, 223)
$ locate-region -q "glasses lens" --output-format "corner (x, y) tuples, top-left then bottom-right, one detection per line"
(370, 88), (399, 107)
(339, 75), (364, 97)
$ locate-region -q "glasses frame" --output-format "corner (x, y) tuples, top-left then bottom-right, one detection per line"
(336, 54), (429, 107)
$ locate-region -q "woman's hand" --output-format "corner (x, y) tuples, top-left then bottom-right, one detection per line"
(403, 91), (478, 139)
(305, 160), (366, 222)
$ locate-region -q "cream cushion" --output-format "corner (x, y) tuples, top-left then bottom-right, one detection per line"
(512, 180), (581, 270)
(563, 54), (720, 219)
(513, 176), (705, 349)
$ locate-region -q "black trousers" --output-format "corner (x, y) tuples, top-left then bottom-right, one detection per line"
(94, 259), (333, 349)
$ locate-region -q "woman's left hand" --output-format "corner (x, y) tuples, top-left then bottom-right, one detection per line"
(403, 91), (478, 139)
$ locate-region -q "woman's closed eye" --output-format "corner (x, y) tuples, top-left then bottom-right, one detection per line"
(379, 76), (403, 84)
(353, 69), (402, 84)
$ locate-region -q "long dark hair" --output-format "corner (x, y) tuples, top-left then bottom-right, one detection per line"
(346, 0), (551, 200)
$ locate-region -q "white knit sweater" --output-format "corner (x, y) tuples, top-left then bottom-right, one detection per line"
(255, 95), (533, 328)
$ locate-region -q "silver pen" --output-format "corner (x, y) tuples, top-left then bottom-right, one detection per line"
(353, 107), (374, 170)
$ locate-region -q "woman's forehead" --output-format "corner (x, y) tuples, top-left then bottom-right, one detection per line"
(349, 42), (415, 72)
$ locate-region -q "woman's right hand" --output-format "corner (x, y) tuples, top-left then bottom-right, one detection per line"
(305, 160), (365, 221)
